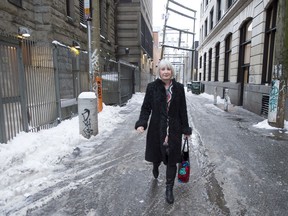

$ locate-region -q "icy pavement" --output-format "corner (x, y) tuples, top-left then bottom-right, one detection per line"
(1, 92), (288, 215)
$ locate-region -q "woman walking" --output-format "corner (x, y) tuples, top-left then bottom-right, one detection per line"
(135, 59), (192, 204)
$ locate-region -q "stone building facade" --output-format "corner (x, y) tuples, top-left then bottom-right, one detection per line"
(0, 0), (152, 143)
(115, 0), (153, 92)
(0, 0), (89, 49)
(197, 0), (284, 117)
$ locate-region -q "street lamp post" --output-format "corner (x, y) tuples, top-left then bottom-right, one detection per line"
(77, 0), (98, 138)
(85, 0), (93, 91)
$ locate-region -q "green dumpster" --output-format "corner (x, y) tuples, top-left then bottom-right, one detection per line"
(191, 81), (201, 94)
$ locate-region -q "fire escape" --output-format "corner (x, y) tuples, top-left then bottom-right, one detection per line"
(160, 0), (197, 83)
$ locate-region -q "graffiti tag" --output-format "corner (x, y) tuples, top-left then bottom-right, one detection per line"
(81, 108), (93, 138)
(269, 80), (279, 112)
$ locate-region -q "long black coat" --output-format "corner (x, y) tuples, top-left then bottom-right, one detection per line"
(135, 78), (192, 165)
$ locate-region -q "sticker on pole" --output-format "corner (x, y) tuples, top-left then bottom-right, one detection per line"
(84, 0), (91, 20)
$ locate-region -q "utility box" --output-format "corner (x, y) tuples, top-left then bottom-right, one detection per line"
(78, 92), (98, 138)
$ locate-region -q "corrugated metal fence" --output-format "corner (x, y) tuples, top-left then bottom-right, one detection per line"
(0, 34), (137, 144)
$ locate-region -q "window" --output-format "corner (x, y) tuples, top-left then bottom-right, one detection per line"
(262, 0), (278, 84)
(66, 0), (71, 17)
(100, 0), (105, 36)
(200, 56), (202, 68)
(106, 2), (110, 39)
(8, 0), (22, 7)
(227, 0), (237, 9)
(99, 0), (110, 38)
(215, 42), (220, 81)
(238, 19), (252, 84)
(210, 8), (214, 30)
(204, 53), (207, 81)
(204, 19), (208, 36)
(208, 48), (212, 81)
(201, 25), (204, 41)
(227, 0), (232, 8)
(141, 15), (153, 58)
(224, 33), (232, 82)
(66, 0), (75, 21)
(217, 0), (222, 21)
(79, 0), (85, 24)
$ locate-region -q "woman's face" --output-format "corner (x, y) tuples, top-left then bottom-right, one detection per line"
(159, 66), (172, 81)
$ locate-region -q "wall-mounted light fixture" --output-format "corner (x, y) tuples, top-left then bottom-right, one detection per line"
(70, 41), (81, 55)
(72, 41), (81, 49)
(125, 47), (130, 55)
(18, 27), (31, 38)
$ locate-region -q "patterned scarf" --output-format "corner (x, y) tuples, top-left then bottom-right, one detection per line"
(163, 81), (173, 146)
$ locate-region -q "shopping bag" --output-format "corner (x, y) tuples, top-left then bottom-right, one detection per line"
(178, 137), (190, 183)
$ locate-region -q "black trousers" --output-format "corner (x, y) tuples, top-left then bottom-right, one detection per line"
(166, 163), (177, 186)
(153, 162), (177, 186)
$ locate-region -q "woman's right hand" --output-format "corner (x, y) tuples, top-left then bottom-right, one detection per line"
(136, 126), (144, 133)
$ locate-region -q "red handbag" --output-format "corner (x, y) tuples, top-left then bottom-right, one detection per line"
(178, 138), (190, 183)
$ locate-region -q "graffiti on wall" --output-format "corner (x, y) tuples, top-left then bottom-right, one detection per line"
(269, 80), (279, 112)
(81, 108), (93, 138)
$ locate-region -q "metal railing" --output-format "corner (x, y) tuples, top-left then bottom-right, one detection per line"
(101, 60), (137, 106)
(0, 33), (137, 143)
(0, 35), (89, 143)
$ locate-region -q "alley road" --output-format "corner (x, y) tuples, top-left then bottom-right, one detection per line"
(6, 92), (288, 216)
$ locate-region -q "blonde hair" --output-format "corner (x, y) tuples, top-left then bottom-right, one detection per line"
(157, 59), (175, 77)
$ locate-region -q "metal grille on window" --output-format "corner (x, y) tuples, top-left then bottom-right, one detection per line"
(79, 0), (85, 24)
(261, 95), (269, 117)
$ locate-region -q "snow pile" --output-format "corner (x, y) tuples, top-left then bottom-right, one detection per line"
(0, 99), (130, 210)
(254, 119), (288, 133)
(253, 119), (278, 129)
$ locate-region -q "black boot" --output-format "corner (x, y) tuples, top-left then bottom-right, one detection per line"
(165, 164), (177, 204)
(152, 162), (160, 179)
(166, 185), (174, 204)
